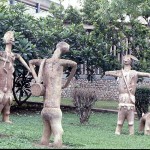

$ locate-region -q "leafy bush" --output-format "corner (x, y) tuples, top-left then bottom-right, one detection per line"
(72, 87), (98, 124)
(135, 87), (150, 119)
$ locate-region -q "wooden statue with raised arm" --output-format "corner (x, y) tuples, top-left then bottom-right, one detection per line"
(29, 41), (77, 148)
(0, 31), (31, 123)
(105, 55), (150, 135)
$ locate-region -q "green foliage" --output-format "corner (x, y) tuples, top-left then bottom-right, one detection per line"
(81, 0), (150, 74)
(142, 0), (150, 18)
(14, 33), (37, 61)
(64, 6), (82, 24)
(135, 87), (150, 119)
(82, 0), (111, 24)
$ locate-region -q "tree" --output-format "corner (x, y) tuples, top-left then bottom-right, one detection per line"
(81, 0), (150, 73)
(109, 0), (150, 72)
(0, 0), (149, 105)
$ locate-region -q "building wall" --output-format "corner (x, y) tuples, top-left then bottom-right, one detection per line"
(61, 78), (150, 101)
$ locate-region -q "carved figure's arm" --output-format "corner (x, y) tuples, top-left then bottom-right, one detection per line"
(137, 71), (150, 78)
(15, 54), (31, 72)
(105, 70), (121, 77)
(29, 59), (42, 83)
(60, 59), (77, 89)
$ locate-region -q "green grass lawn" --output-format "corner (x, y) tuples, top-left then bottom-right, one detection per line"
(0, 110), (149, 149)
(28, 96), (118, 110)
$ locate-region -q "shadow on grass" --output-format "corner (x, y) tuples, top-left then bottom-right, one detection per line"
(32, 139), (85, 149)
(33, 141), (75, 149)
(69, 122), (103, 128)
(0, 134), (11, 138)
(64, 142), (86, 149)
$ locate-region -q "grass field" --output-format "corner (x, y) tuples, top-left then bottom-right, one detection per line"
(0, 110), (149, 149)
(27, 96), (119, 110)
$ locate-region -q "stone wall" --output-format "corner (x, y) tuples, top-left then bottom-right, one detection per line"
(61, 77), (150, 101)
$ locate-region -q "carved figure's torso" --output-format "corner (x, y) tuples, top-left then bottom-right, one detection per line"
(0, 51), (15, 103)
(43, 58), (63, 108)
(118, 70), (138, 95)
(117, 70), (138, 105)
(0, 51), (15, 92)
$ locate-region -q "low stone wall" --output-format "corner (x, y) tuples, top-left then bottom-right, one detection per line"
(62, 77), (150, 101)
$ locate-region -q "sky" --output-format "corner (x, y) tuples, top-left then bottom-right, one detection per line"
(61, 0), (82, 9)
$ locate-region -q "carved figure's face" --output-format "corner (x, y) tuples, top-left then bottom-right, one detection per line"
(123, 56), (132, 65)
(3, 31), (15, 44)
(56, 42), (70, 54)
(61, 45), (70, 53)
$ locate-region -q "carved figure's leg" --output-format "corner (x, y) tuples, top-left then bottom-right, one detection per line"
(139, 117), (145, 132)
(40, 113), (51, 145)
(0, 92), (5, 120)
(0, 104), (4, 121)
(115, 125), (123, 135)
(144, 120), (150, 135)
(128, 125), (134, 135)
(51, 109), (63, 148)
(127, 109), (134, 135)
(0, 104), (4, 111)
(115, 108), (125, 135)
(2, 102), (12, 123)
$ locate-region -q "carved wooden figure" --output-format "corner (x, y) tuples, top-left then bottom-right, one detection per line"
(139, 112), (150, 135)
(105, 55), (150, 135)
(0, 31), (31, 123)
(29, 41), (77, 148)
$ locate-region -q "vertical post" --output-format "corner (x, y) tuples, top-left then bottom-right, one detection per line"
(9, 0), (14, 5)
(148, 20), (150, 27)
(36, 3), (40, 13)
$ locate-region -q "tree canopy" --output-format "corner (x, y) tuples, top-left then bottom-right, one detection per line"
(0, 0), (149, 78)
(0, 0), (149, 104)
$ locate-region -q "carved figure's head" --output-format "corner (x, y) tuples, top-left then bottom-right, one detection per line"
(56, 41), (70, 54)
(3, 31), (15, 44)
(123, 55), (138, 65)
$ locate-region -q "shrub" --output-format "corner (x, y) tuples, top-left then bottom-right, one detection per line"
(135, 87), (150, 119)
(72, 87), (98, 124)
